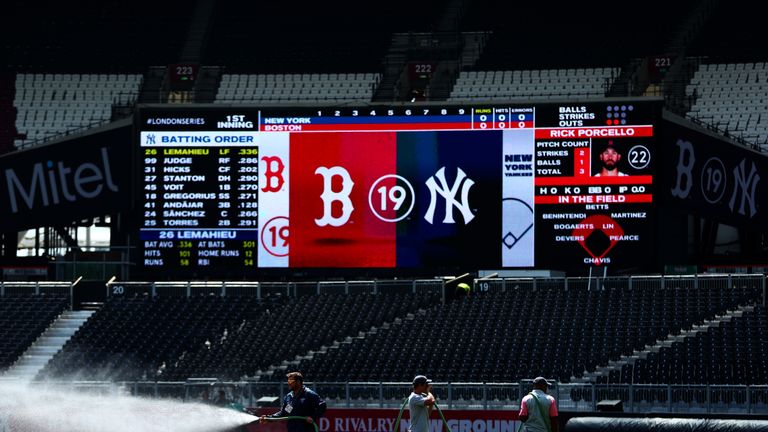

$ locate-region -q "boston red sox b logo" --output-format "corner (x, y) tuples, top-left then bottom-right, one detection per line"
(315, 166), (355, 227)
(261, 156), (285, 193)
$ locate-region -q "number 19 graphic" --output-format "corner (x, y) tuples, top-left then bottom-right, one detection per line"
(368, 174), (415, 222)
(262, 216), (289, 257)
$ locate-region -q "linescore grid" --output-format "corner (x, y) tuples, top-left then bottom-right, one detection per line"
(136, 102), (661, 274)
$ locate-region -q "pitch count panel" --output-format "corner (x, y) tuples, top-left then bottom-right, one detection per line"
(137, 102), (660, 273)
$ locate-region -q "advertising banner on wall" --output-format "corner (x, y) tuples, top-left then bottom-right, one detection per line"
(659, 113), (766, 226)
(248, 408), (521, 432)
(0, 121), (132, 233)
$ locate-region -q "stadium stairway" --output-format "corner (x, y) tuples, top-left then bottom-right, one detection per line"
(571, 304), (756, 384)
(2, 310), (94, 382)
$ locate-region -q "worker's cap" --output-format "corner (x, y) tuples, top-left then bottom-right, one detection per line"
(413, 375), (433, 386)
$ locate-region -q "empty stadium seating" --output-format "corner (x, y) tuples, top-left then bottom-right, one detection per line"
(31, 290), (444, 382)
(152, 291), (437, 380)
(0, 274), (766, 414)
(262, 280), (762, 392)
(685, 62), (768, 146)
(0, 294), (70, 371)
(38, 294), (266, 381)
(12, 73), (142, 148)
(449, 67), (619, 101)
(624, 305), (768, 385)
(215, 73), (380, 104)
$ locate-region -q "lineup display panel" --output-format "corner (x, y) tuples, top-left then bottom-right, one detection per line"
(136, 101), (660, 272)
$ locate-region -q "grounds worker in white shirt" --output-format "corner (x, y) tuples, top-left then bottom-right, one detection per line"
(407, 375), (435, 432)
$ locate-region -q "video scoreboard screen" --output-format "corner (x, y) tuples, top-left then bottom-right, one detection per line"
(136, 101), (660, 273)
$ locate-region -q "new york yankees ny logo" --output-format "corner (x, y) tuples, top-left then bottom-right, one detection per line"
(424, 167), (475, 224)
(729, 159), (760, 218)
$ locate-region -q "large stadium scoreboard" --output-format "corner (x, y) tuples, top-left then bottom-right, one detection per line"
(136, 101), (660, 273)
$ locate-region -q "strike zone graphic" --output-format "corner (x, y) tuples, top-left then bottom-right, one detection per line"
(136, 101), (660, 273)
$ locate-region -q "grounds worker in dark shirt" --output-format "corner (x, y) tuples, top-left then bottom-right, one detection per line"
(260, 371), (327, 432)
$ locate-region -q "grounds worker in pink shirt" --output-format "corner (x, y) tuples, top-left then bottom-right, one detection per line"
(519, 377), (558, 432)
